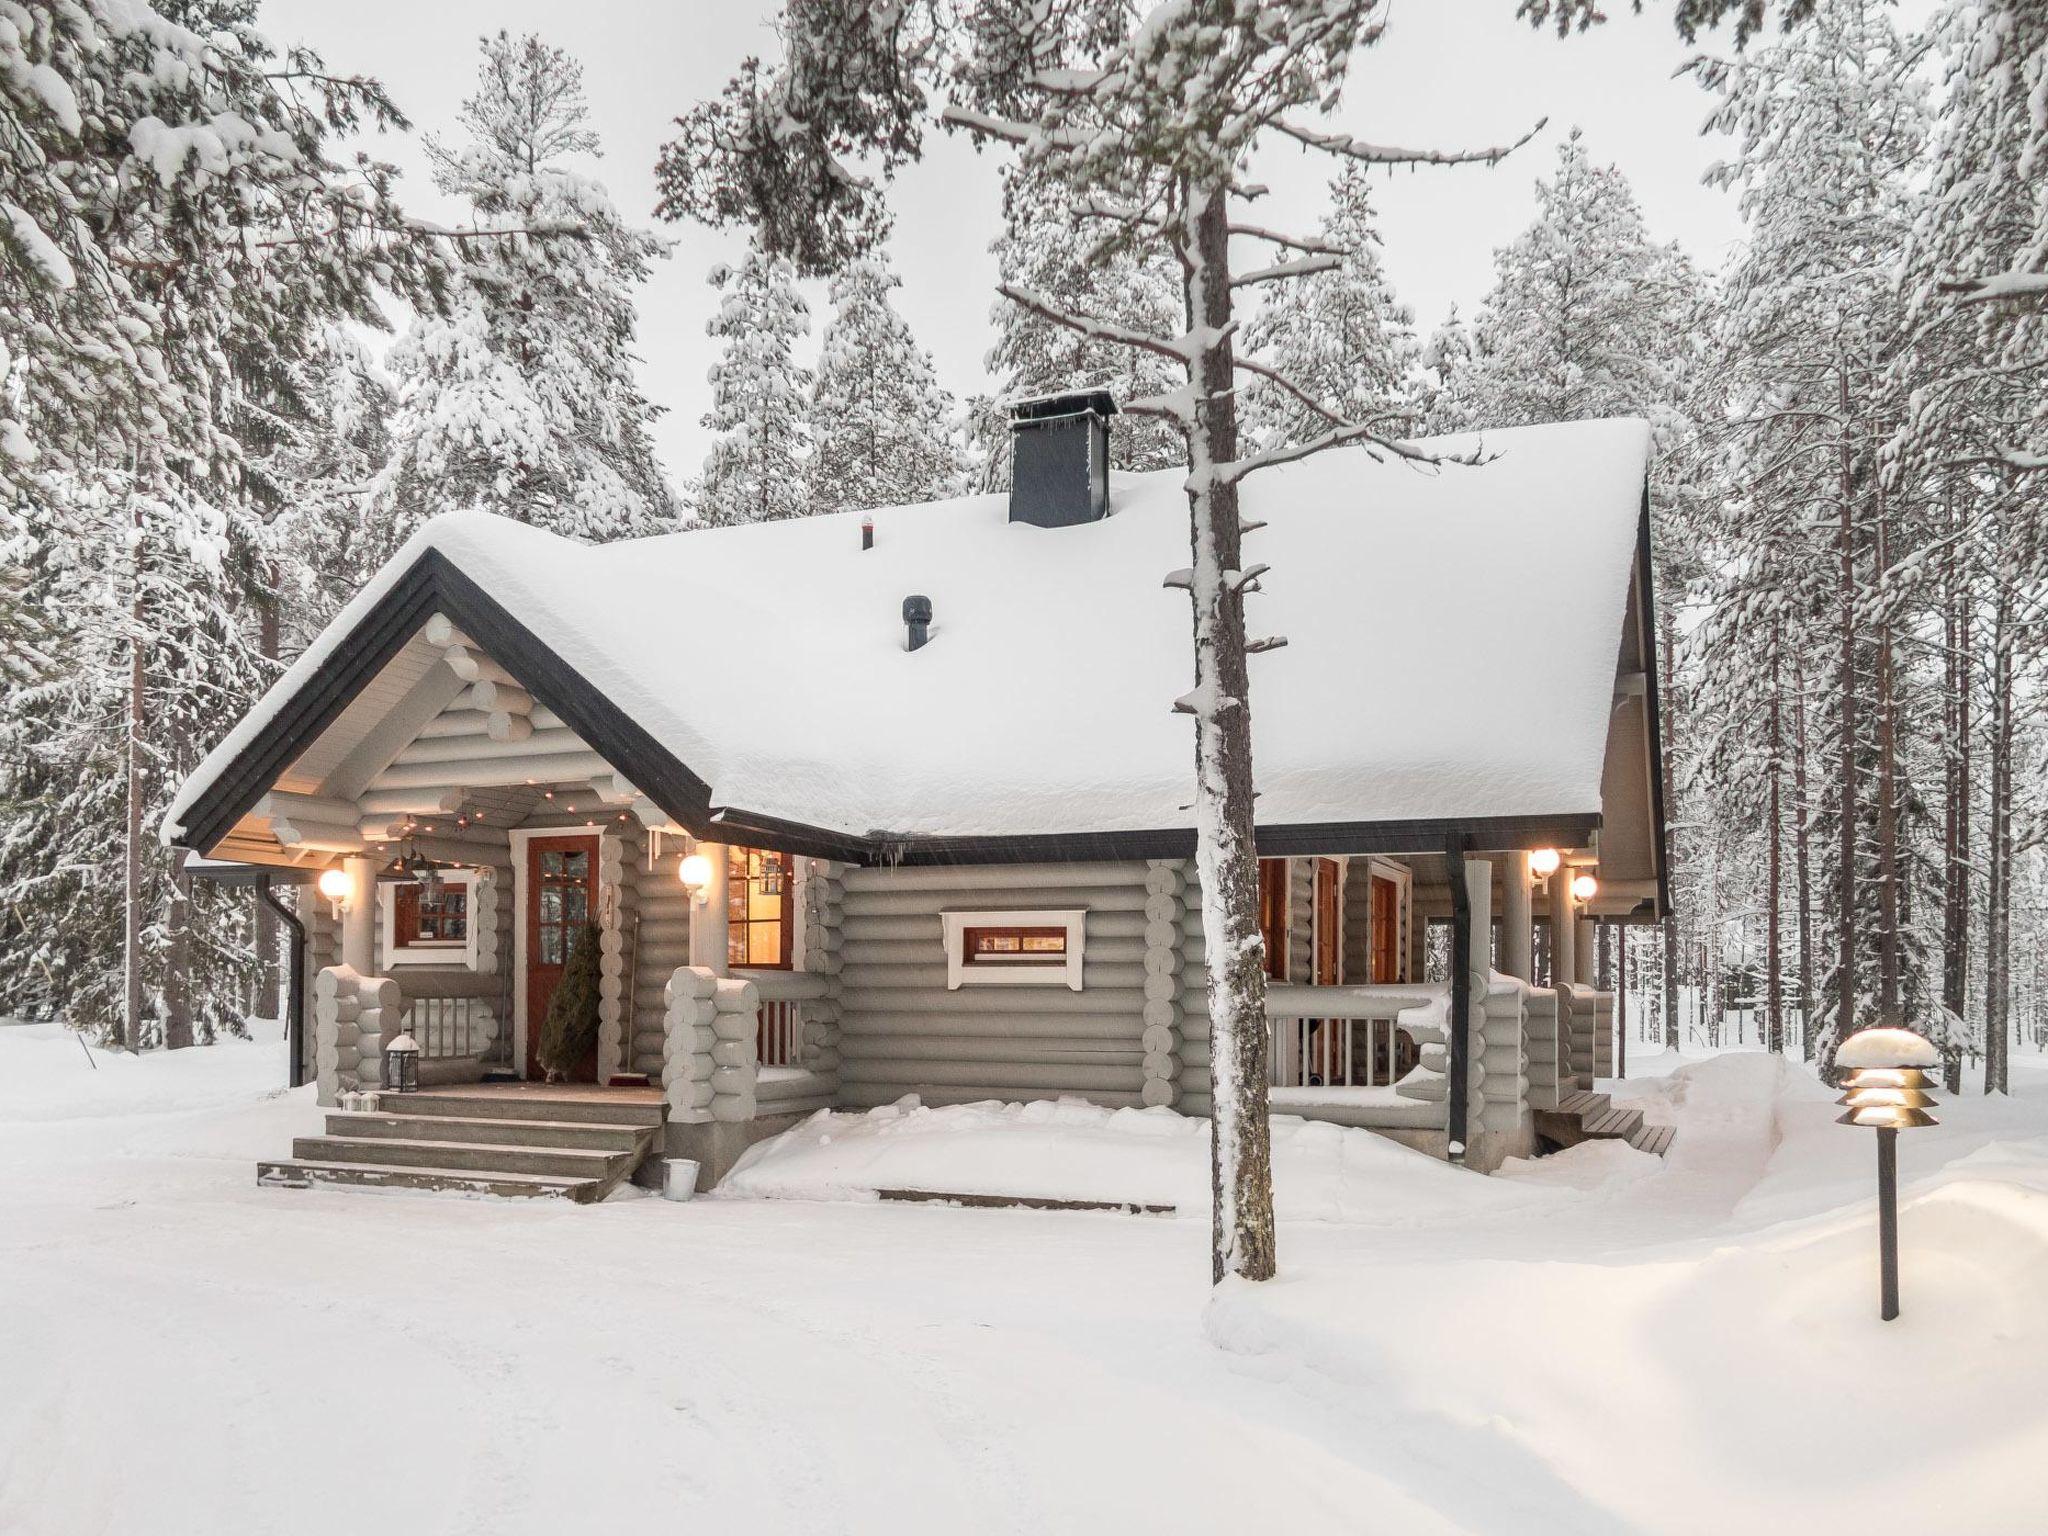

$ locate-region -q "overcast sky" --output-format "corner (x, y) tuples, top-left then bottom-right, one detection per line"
(263, 0), (1749, 480)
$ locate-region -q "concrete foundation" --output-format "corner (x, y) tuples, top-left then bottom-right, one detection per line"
(647, 1112), (810, 1193)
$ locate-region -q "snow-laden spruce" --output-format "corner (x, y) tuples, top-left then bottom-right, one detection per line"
(694, 245), (815, 526)
(807, 249), (963, 514)
(374, 32), (676, 548)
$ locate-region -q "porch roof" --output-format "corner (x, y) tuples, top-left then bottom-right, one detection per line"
(165, 418), (1659, 885)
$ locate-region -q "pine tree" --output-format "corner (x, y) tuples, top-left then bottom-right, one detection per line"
(1695, 0), (1932, 1073)
(0, 3), (451, 1045)
(695, 245), (814, 526)
(375, 32), (675, 546)
(977, 163), (1185, 481)
(1239, 165), (1418, 450)
(808, 249), (962, 513)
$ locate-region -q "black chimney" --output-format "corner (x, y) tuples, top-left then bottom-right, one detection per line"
(1008, 391), (1115, 528)
(903, 594), (932, 651)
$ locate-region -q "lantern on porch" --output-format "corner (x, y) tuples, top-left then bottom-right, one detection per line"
(382, 1031), (421, 1093)
(1835, 1026), (1940, 1321)
(1529, 848), (1561, 879)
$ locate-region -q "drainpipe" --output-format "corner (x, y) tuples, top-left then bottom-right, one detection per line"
(257, 876), (308, 1089)
(1444, 836), (1470, 1165)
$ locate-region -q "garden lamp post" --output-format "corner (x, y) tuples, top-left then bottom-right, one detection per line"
(1834, 1027), (1939, 1321)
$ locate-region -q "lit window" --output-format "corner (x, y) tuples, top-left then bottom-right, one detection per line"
(727, 846), (794, 970)
(962, 926), (1070, 965)
(941, 909), (1087, 990)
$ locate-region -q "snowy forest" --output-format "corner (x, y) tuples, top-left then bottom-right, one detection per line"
(2, 0), (2045, 1112)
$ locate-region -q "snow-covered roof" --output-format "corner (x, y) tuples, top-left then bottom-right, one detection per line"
(167, 417), (1654, 851)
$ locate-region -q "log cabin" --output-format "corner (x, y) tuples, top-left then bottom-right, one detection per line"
(165, 398), (1670, 1199)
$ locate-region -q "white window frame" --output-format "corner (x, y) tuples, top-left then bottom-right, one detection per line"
(941, 908), (1087, 991)
(378, 869), (481, 970)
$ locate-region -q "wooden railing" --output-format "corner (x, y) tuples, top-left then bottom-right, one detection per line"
(401, 994), (500, 1061)
(736, 969), (831, 1071)
(1264, 982), (1437, 1090)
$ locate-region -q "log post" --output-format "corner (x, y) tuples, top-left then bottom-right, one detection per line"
(340, 855), (377, 974)
(1548, 864), (1577, 988)
(1500, 851), (1533, 983)
(688, 841), (729, 974)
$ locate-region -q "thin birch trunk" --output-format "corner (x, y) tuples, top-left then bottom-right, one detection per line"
(1767, 618), (1784, 1055)
(1659, 602), (1680, 1051)
(1793, 648), (1817, 1061)
(123, 479), (145, 1054)
(1184, 184), (1274, 1284)
(1985, 567), (2013, 1096)
(253, 584), (281, 1020)
(1873, 473), (1901, 1027)
(1832, 361), (1859, 1070)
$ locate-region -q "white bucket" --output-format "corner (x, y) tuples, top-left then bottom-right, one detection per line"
(662, 1158), (702, 1202)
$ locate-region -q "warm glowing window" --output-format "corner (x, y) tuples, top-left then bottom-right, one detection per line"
(962, 926), (1069, 965)
(727, 845), (794, 970)
(394, 882), (469, 947)
(941, 908), (1087, 990)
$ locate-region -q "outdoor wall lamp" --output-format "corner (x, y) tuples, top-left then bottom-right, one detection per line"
(316, 866), (352, 920)
(1529, 848), (1561, 878)
(1835, 1026), (1940, 1321)
(1571, 873), (1599, 903)
(678, 852), (713, 906)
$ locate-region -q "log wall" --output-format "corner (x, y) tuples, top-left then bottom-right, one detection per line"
(833, 861), (1152, 1109)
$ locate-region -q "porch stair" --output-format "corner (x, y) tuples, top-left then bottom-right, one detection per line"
(1533, 1089), (1676, 1159)
(258, 1089), (664, 1204)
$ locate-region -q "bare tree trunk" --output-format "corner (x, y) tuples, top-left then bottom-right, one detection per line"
(1659, 602), (1680, 1051)
(1831, 363), (1859, 1073)
(1985, 569), (2013, 1095)
(1792, 648), (1817, 1061)
(123, 483), (145, 1054)
(1940, 498), (1971, 1093)
(1873, 478), (1901, 1028)
(1767, 618), (1784, 1054)
(1184, 183), (1274, 1284)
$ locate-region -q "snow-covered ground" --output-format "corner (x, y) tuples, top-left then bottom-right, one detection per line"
(2, 1021), (2042, 1535)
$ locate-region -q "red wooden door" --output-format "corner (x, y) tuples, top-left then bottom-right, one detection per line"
(526, 834), (599, 1081)
(1370, 875), (1401, 983)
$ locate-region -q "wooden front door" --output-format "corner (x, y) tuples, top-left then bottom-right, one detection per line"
(1370, 874), (1401, 984)
(526, 834), (600, 1081)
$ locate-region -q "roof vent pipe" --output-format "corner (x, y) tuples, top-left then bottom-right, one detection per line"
(903, 594), (932, 652)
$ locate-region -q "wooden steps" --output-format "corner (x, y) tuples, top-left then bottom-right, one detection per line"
(1534, 1088), (1676, 1159)
(258, 1087), (664, 1202)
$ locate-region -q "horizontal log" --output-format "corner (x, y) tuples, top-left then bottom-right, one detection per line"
(394, 726), (586, 767)
(841, 863), (1148, 893)
(357, 786), (468, 815)
(256, 791), (361, 826)
(370, 749), (613, 791)
(838, 962), (1145, 993)
(468, 679), (531, 715)
(839, 1060), (1142, 1091)
(838, 1010), (1142, 1041)
(486, 712), (532, 744)
(838, 1036), (1141, 1065)
(442, 645), (515, 687)
(837, 987), (1143, 1017)
(270, 817), (362, 853)
(840, 889), (1150, 920)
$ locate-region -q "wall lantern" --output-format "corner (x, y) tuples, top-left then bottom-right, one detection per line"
(1571, 873), (1599, 903)
(382, 1030), (421, 1093)
(317, 866), (353, 919)
(1529, 848), (1561, 879)
(1835, 1026), (1940, 1321)
(678, 852), (714, 906)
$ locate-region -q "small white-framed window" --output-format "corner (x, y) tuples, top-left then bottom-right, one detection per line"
(380, 870), (481, 969)
(940, 908), (1087, 990)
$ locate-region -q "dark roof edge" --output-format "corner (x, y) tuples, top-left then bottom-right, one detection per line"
(176, 548), (716, 857)
(1636, 481), (1674, 921)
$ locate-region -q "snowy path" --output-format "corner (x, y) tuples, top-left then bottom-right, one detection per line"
(1, 1025), (2042, 1535)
